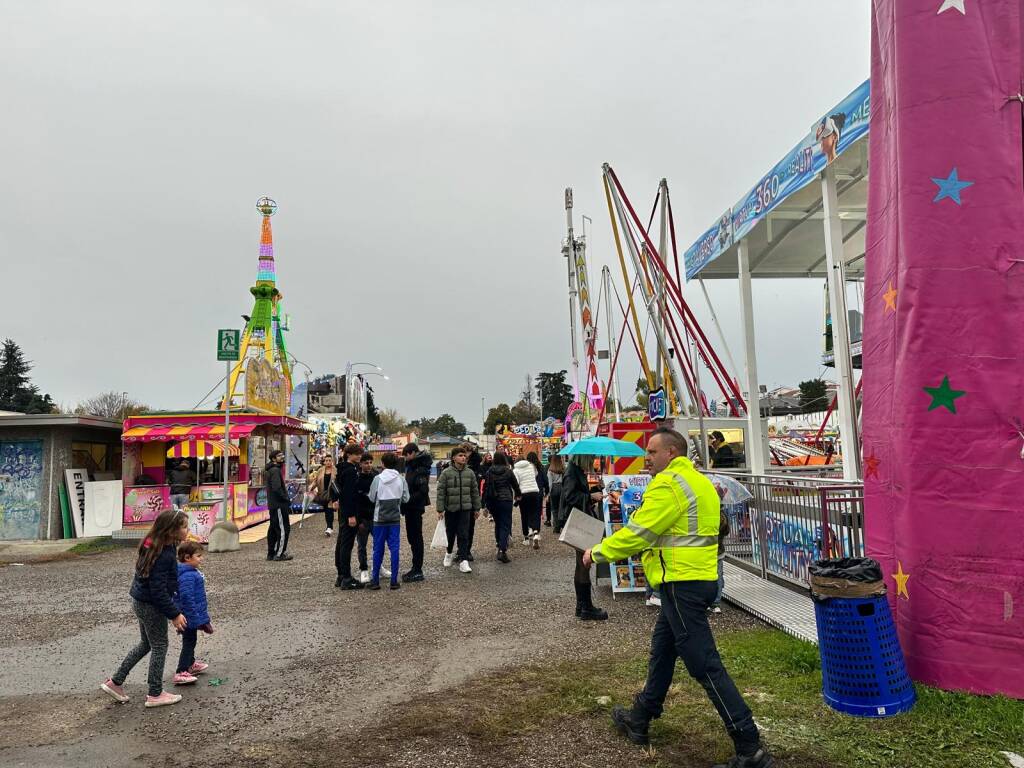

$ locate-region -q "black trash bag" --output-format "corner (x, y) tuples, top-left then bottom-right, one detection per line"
(809, 557), (883, 583)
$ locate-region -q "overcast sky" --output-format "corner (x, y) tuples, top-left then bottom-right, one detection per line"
(2, 1), (871, 430)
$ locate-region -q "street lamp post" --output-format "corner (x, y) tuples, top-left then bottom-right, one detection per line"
(346, 362), (385, 424)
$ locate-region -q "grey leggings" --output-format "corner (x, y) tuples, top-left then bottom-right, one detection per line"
(112, 599), (169, 696)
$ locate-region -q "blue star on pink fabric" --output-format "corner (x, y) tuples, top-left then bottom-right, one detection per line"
(931, 167), (973, 205)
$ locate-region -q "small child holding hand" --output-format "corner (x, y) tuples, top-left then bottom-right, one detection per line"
(173, 541), (214, 685)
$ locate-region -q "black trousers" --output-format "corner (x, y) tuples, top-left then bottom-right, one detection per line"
(324, 504), (334, 530)
(519, 492), (541, 537)
(490, 499), (514, 552)
(267, 504), (291, 559)
(444, 509), (472, 561)
(404, 507), (425, 571)
(335, 518), (358, 579)
(637, 580), (759, 752)
(176, 628), (198, 673)
(547, 485), (561, 524)
(356, 518), (372, 571)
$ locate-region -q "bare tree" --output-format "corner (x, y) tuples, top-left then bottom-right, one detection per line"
(378, 407), (408, 436)
(75, 391), (149, 422)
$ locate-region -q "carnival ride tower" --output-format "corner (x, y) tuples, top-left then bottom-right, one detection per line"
(225, 197), (293, 408)
(563, 188), (605, 420)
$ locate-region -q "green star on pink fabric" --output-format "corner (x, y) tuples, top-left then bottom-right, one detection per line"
(923, 376), (966, 413)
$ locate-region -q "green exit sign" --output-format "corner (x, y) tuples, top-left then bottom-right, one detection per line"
(217, 329), (240, 361)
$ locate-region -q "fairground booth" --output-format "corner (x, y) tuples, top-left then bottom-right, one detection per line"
(117, 196), (311, 542)
(120, 410), (308, 540)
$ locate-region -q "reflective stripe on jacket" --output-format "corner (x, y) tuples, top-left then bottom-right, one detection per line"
(591, 456), (719, 587)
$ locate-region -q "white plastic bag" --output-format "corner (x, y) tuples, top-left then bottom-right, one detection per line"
(430, 518), (448, 549)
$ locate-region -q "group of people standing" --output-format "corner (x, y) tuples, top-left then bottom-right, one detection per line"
(294, 440), (601, 615)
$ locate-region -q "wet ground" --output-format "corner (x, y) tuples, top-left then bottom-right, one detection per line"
(0, 503), (759, 768)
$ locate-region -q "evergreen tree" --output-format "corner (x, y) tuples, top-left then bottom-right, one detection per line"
(799, 378), (829, 414)
(0, 339), (54, 414)
(366, 387), (381, 434)
(535, 371), (574, 420)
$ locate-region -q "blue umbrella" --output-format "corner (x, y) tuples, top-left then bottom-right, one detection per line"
(559, 436), (645, 457)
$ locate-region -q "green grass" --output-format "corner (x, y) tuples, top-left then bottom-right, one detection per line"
(67, 537), (117, 555)
(485, 628), (1024, 768)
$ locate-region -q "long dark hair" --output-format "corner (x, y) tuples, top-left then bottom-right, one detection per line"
(135, 509), (188, 577)
(526, 451), (543, 474)
(492, 452), (509, 468)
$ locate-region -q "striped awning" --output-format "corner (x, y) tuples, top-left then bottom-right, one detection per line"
(167, 440), (241, 459)
(123, 424), (257, 443)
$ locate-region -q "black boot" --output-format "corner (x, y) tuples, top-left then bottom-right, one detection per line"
(574, 582), (585, 617)
(579, 582), (608, 621)
(712, 748), (774, 768)
(611, 702), (651, 745)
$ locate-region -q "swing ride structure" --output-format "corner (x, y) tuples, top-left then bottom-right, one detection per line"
(561, 171), (768, 472)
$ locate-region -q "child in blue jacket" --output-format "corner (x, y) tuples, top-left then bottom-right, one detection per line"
(173, 541), (214, 685)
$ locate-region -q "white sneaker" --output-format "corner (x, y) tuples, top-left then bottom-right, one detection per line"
(325, 528), (333, 537)
(712, 606), (722, 614)
(443, 552), (454, 567)
(459, 560), (472, 574)
(532, 532), (541, 549)
(645, 595), (662, 607)
(358, 570), (370, 584)
(380, 566), (391, 578)
(522, 537), (531, 546)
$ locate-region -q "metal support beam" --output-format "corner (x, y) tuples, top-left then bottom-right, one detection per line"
(821, 165), (862, 480)
(737, 239), (766, 474)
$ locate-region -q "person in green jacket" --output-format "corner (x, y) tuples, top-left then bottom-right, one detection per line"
(584, 428), (772, 768)
(435, 447), (481, 574)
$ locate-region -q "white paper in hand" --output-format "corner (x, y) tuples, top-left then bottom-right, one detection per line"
(558, 508), (606, 551)
(430, 519), (448, 549)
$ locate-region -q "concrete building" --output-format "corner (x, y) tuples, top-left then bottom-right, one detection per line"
(0, 414), (123, 540)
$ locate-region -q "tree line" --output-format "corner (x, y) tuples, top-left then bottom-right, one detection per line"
(0, 338), (149, 421)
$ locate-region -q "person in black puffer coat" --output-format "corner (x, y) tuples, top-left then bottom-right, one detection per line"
(483, 452), (521, 562)
(401, 444), (433, 582)
(559, 455), (608, 621)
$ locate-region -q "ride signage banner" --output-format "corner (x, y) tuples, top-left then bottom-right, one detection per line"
(730, 79), (870, 244)
(684, 210), (733, 281)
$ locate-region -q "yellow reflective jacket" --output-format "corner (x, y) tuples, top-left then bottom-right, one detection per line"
(591, 456), (719, 587)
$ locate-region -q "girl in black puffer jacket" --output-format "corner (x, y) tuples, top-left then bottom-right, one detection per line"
(482, 452), (521, 562)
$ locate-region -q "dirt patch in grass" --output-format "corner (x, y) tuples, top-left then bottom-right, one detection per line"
(228, 624), (1023, 768)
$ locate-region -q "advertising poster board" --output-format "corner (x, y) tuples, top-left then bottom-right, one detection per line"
(64, 468), (89, 538)
(601, 473), (651, 593)
(84, 480), (123, 537)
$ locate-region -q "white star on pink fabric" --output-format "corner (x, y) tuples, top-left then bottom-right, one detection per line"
(937, 0), (966, 14)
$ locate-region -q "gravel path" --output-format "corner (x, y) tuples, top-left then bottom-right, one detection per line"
(0, 495), (761, 768)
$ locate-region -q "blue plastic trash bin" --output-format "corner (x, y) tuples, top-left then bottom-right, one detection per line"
(813, 594), (916, 717)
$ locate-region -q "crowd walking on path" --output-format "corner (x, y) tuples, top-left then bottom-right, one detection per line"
(95, 428), (768, 768)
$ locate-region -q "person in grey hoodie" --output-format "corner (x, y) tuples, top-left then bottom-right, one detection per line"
(366, 452), (409, 590)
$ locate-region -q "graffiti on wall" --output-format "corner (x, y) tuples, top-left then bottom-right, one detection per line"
(0, 440), (44, 540)
(751, 511), (829, 584)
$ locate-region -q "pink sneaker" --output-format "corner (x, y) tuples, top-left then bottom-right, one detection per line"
(172, 671), (198, 685)
(144, 691), (182, 708)
(188, 661), (209, 674)
(100, 679), (129, 703)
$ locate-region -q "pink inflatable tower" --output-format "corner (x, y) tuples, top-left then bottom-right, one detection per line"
(863, 0), (1024, 697)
